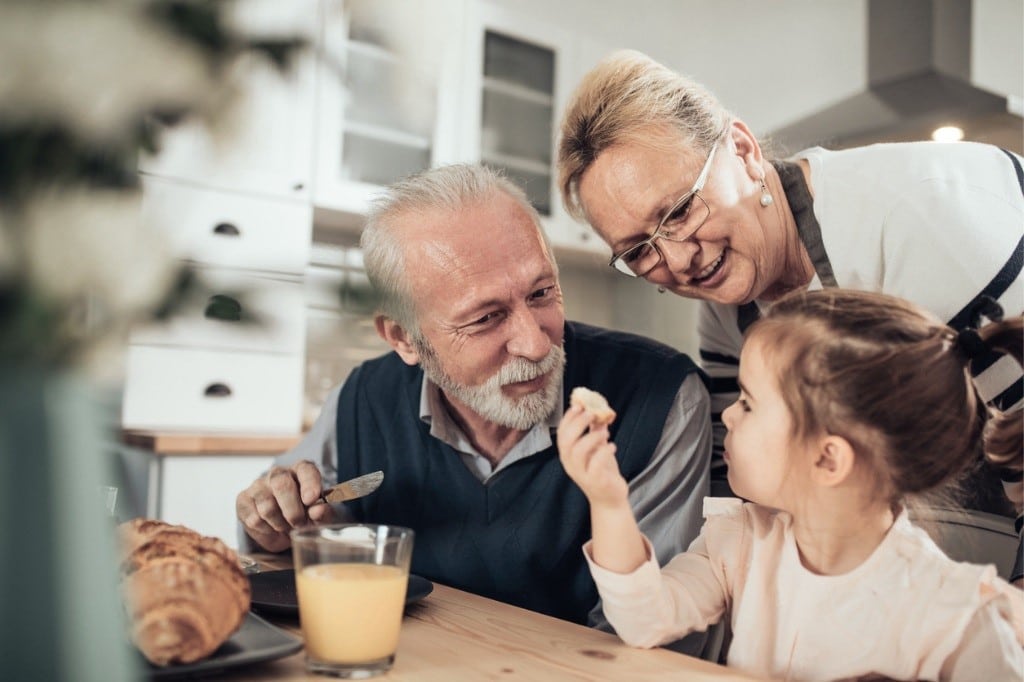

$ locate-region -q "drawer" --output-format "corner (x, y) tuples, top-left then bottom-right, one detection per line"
(140, 176), (311, 273)
(131, 270), (306, 353)
(122, 346), (303, 433)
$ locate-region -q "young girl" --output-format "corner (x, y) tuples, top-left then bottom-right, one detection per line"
(559, 289), (1024, 681)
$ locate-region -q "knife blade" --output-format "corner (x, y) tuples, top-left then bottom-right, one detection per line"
(317, 470), (384, 505)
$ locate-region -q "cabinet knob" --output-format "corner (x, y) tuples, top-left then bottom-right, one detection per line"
(203, 383), (233, 398)
(204, 294), (242, 321)
(212, 222), (241, 237)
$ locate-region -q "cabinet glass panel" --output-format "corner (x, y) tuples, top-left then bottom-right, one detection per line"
(484, 164), (551, 216)
(480, 31), (555, 216)
(481, 89), (553, 162)
(327, 1), (436, 191)
(341, 132), (430, 186)
(344, 45), (434, 138)
(483, 31), (554, 93)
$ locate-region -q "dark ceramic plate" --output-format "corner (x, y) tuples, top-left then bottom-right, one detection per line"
(248, 568), (433, 618)
(146, 611), (302, 679)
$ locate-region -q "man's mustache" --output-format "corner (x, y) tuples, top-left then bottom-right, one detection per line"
(498, 346), (564, 385)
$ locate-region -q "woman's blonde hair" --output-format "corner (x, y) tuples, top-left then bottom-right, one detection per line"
(557, 49), (732, 221)
(749, 289), (1020, 505)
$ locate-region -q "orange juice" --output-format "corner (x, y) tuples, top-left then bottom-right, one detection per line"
(296, 563), (408, 663)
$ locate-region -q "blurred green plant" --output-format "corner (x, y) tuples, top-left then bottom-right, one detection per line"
(0, 0), (303, 369)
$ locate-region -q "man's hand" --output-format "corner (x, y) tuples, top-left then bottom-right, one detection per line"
(236, 460), (336, 552)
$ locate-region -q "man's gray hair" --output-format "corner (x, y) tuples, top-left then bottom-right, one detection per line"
(360, 164), (557, 336)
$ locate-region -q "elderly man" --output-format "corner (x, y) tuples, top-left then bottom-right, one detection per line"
(236, 164), (711, 631)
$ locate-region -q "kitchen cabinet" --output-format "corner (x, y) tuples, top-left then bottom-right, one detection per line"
(309, 1), (609, 262)
(456, 3), (610, 262)
(138, 0), (318, 200)
(122, 431), (301, 548)
(123, 1), (316, 437)
(159, 455), (273, 549)
(312, 0), (463, 219)
(123, 172), (309, 434)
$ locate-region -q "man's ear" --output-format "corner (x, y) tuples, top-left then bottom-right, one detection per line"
(375, 315), (420, 366)
(810, 435), (856, 487)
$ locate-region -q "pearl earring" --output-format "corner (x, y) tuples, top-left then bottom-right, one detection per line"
(759, 176), (774, 207)
(657, 286), (666, 294)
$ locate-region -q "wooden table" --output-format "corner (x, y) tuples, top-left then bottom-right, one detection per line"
(216, 555), (762, 681)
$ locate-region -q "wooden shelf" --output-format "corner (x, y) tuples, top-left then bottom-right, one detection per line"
(122, 430), (302, 455)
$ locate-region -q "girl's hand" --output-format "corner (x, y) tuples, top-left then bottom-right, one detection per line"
(558, 404), (648, 574)
(557, 404), (629, 508)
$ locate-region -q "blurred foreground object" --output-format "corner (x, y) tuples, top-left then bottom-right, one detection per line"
(0, 2), (302, 679)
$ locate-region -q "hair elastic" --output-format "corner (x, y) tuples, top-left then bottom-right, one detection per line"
(954, 328), (988, 361)
(968, 295), (1004, 328)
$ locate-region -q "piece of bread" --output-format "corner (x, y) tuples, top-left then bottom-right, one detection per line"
(570, 386), (616, 425)
(117, 519), (250, 666)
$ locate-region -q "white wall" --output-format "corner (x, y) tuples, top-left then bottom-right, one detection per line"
(972, 0), (1024, 105)
(485, 0), (869, 135)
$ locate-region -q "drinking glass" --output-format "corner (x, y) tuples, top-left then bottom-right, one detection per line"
(291, 524), (414, 678)
(97, 485), (118, 518)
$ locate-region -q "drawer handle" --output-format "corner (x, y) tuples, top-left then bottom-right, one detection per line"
(204, 383), (232, 398)
(213, 222), (240, 237)
(204, 294), (242, 321)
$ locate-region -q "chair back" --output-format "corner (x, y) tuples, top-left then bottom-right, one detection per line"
(908, 506), (1019, 580)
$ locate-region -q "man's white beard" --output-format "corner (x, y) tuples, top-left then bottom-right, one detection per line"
(416, 342), (566, 431)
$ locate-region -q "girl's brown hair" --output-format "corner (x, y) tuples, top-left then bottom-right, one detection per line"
(748, 289), (1020, 504)
(979, 317), (1024, 475)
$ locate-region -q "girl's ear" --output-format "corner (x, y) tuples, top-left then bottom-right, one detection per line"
(811, 435), (856, 487)
(375, 315), (421, 366)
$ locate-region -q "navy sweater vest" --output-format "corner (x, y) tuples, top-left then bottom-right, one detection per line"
(335, 321), (702, 624)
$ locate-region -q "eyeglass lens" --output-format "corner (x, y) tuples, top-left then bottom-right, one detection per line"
(611, 194), (710, 276)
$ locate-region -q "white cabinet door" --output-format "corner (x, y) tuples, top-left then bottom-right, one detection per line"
(312, 0), (462, 219)
(160, 455), (276, 548)
(139, 0), (318, 200)
(458, 3), (609, 262)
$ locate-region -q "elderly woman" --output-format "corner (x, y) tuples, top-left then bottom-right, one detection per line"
(557, 49), (1023, 577)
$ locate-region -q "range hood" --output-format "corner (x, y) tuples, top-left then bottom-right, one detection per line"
(769, 0), (1013, 152)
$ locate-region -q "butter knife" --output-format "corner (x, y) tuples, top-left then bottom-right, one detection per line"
(317, 470), (384, 505)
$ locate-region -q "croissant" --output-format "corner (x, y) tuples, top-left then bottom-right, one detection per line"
(117, 519), (250, 666)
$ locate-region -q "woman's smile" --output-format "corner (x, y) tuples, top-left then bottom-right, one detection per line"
(688, 249), (728, 287)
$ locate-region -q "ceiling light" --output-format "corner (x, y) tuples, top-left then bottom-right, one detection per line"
(931, 125), (964, 142)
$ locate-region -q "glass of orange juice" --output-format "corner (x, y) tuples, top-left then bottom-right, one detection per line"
(291, 524), (415, 678)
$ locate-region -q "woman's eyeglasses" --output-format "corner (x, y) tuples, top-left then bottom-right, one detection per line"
(608, 138), (720, 277)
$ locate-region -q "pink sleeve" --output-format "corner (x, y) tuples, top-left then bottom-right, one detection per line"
(583, 506), (747, 648)
(938, 599), (1024, 681)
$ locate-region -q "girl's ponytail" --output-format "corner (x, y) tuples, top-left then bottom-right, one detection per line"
(979, 316), (1024, 476)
